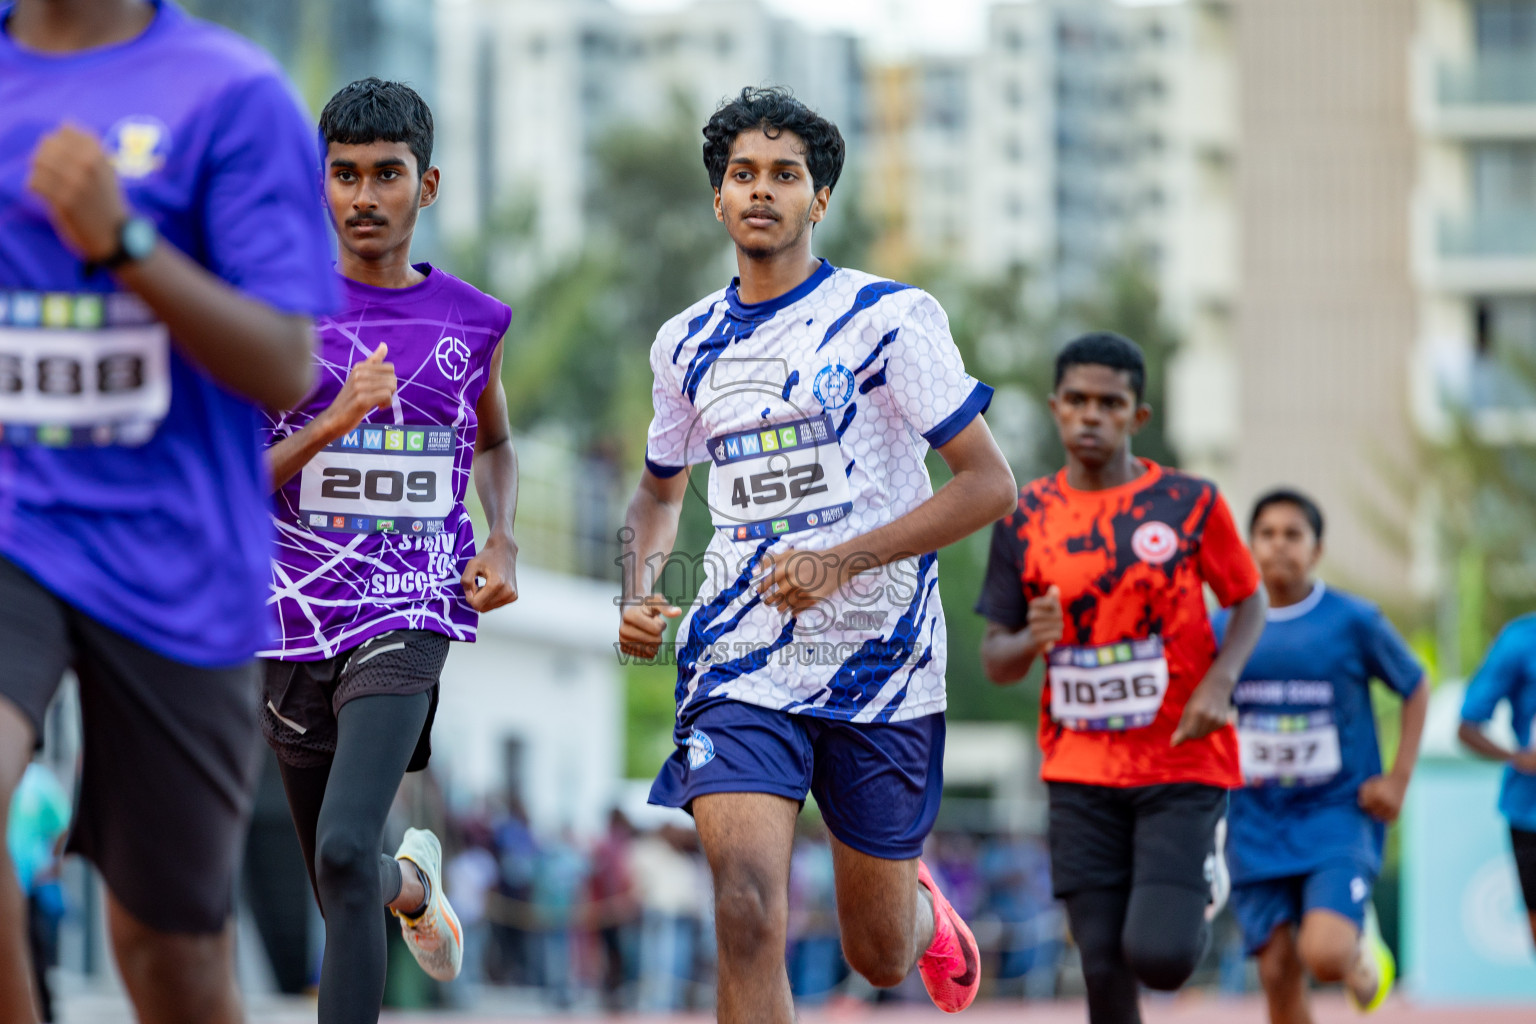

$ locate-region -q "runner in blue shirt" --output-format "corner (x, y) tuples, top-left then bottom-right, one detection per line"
(0, 1), (335, 1020)
(1213, 489), (1427, 1023)
(1459, 614), (1536, 949)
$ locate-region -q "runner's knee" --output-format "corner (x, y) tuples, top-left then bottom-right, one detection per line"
(841, 929), (911, 989)
(315, 823), (380, 913)
(1256, 931), (1300, 992)
(1121, 885), (1208, 991)
(712, 861), (787, 957)
(1296, 922), (1355, 983)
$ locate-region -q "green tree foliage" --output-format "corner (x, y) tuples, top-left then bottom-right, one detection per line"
(499, 102), (729, 458)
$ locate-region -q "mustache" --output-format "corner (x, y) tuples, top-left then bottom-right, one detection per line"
(741, 206), (780, 221)
(346, 215), (388, 228)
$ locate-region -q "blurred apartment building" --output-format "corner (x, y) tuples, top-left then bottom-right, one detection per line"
(863, 1), (1240, 480)
(433, 0), (863, 282)
(1412, 0), (1536, 444)
(1224, 0), (1536, 602)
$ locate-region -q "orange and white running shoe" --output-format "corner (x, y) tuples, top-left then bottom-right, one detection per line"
(393, 827), (463, 982)
(916, 860), (980, 1012)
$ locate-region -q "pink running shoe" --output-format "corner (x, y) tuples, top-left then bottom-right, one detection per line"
(916, 860), (980, 1012)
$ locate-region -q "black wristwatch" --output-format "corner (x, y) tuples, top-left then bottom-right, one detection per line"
(93, 216), (158, 272)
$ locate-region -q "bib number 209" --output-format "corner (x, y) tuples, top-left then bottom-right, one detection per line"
(319, 467), (438, 504)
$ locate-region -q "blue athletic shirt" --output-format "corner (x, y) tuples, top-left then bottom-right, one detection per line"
(1461, 614), (1536, 833)
(0, 1), (337, 665)
(1213, 582), (1424, 883)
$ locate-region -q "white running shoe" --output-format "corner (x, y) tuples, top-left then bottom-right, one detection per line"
(393, 827), (463, 982)
(1205, 816), (1231, 922)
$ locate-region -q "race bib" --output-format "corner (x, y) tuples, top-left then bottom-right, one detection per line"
(298, 424), (455, 535)
(0, 291), (170, 447)
(1238, 710), (1343, 786)
(709, 412), (854, 540)
(1048, 637), (1169, 732)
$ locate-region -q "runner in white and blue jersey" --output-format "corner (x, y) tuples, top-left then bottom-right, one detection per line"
(1212, 490), (1428, 1023)
(617, 87), (1018, 1020)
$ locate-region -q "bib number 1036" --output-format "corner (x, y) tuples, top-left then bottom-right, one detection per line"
(1048, 637), (1170, 732)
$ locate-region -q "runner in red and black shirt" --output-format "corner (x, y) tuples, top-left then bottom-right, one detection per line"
(976, 332), (1267, 1024)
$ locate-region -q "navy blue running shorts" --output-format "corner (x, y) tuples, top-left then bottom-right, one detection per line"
(648, 699), (945, 860)
(1229, 860), (1375, 955)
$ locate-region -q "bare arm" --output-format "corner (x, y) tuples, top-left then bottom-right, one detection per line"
(982, 584), (1065, 685)
(462, 340), (519, 612)
(1172, 587), (1268, 745)
(27, 124), (316, 410)
(758, 416), (1018, 613)
(617, 467), (690, 658)
(1459, 720), (1516, 762)
(1359, 678), (1430, 823)
(265, 344), (395, 491)
(1389, 680), (1430, 784)
(1460, 719), (1536, 773)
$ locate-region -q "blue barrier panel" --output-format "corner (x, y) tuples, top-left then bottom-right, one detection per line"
(1403, 758), (1536, 1002)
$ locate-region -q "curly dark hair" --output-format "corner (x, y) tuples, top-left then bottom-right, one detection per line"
(702, 86), (845, 194)
(319, 78), (434, 176)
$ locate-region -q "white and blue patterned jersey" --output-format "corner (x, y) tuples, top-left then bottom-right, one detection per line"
(644, 260), (993, 724)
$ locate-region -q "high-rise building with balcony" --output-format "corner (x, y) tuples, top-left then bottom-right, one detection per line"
(1412, 0), (1536, 444)
(1228, 0), (1420, 597)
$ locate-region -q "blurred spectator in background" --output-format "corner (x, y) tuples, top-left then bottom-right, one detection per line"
(978, 832), (1063, 999)
(490, 798), (539, 985)
(534, 827), (589, 1008)
(633, 822), (705, 1011)
(7, 761), (70, 1022)
(587, 808), (640, 1010)
(446, 818), (500, 993)
(788, 821), (844, 1004)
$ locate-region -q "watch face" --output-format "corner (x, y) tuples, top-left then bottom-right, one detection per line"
(123, 218), (157, 261)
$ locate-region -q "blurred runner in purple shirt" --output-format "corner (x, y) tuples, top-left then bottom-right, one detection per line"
(0, 1), (335, 1020)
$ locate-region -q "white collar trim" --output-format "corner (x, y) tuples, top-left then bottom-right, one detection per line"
(1266, 581), (1325, 622)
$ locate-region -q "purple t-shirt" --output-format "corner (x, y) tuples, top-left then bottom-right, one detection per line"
(262, 266), (510, 660)
(0, 1), (337, 665)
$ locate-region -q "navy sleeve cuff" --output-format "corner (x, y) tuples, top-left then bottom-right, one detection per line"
(645, 458), (686, 479)
(923, 381), (995, 449)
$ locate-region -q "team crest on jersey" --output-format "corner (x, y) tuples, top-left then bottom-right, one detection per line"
(434, 335), (472, 381)
(105, 117), (171, 179)
(813, 364), (855, 410)
(686, 728), (716, 770)
(1131, 521), (1178, 565)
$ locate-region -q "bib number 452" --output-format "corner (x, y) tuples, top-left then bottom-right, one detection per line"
(320, 467), (438, 503)
(730, 464), (828, 509)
